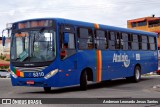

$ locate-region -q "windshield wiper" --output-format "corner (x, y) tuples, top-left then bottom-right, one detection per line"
(15, 58), (20, 61)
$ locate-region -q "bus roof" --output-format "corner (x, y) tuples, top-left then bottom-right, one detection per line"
(13, 18), (157, 37)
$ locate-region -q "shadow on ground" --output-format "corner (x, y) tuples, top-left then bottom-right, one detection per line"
(25, 77), (151, 94)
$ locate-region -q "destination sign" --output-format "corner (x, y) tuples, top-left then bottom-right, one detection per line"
(18, 20), (53, 29)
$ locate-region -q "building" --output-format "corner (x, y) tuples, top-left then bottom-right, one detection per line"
(127, 15), (160, 47)
(0, 37), (10, 67)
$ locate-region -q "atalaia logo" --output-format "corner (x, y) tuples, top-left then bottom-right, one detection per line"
(113, 53), (130, 68)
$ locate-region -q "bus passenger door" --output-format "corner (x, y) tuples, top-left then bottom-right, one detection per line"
(59, 25), (78, 86)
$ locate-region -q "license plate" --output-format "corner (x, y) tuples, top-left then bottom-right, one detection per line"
(26, 80), (34, 85)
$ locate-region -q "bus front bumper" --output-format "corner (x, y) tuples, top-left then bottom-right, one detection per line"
(10, 75), (58, 87)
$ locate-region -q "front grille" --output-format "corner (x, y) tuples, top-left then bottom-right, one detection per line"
(15, 66), (48, 72)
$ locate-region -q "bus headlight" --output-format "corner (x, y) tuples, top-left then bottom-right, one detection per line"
(11, 70), (17, 78)
(44, 69), (58, 79)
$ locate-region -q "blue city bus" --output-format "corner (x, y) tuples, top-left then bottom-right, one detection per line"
(3, 18), (158, 92)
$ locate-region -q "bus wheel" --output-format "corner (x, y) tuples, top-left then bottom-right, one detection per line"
(132, 66), (141, 82)
(80, 71), (87, 90)
(44, 87), (51, 92)
(157, 72), (160, 75)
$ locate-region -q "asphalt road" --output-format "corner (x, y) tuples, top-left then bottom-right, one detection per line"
(0, 75), (160, 107)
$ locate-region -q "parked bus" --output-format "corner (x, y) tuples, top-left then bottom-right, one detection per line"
(2, 18), (158, 92)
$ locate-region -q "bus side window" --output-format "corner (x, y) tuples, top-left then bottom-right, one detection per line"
(128, 34), (132, 50)
(115, 32), (120, 49)
(149, 36), (156, 50)
(141, 35), (148, 50)
(78, 28), (94, 49)
(121, 33), (128, 50)
(138, 35), (142, 50)
(132, 34), (139, 50)
(95, 30), (107, 49)
(109, 31), (115, 50)
(154, 37), (157, 50)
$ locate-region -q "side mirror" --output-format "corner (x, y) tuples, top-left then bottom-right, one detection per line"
(63, 33), (69, 44)
(2, 36), (6, 46)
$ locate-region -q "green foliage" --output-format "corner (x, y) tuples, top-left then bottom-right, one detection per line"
(0, 53), (8, 60)
(5, 59), (10, 61)
(0, 53), (9, 70)
(0, 66), (9, 70)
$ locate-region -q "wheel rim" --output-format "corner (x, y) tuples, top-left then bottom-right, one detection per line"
(135, 69), (140, 80)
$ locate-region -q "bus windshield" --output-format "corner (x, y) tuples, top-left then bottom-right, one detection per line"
(11, 29), (56, 62)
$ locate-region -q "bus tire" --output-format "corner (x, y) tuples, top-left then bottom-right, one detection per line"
(44, 87), (51, 92)
(132, 66), (141, 82)
(157, 72), (160, 75)
(80, 71), (87, 90)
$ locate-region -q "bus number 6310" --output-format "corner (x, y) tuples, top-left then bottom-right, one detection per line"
(33, 72), (44, 77)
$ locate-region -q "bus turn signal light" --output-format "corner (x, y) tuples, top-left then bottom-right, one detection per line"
(66, 74), (69, 77)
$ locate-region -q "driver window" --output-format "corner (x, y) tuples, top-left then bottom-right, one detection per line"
(61, 33), (75, 49)
(60, 33), (76, 59)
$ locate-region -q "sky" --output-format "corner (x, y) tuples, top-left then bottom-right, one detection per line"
(0, 0), (160, 36)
